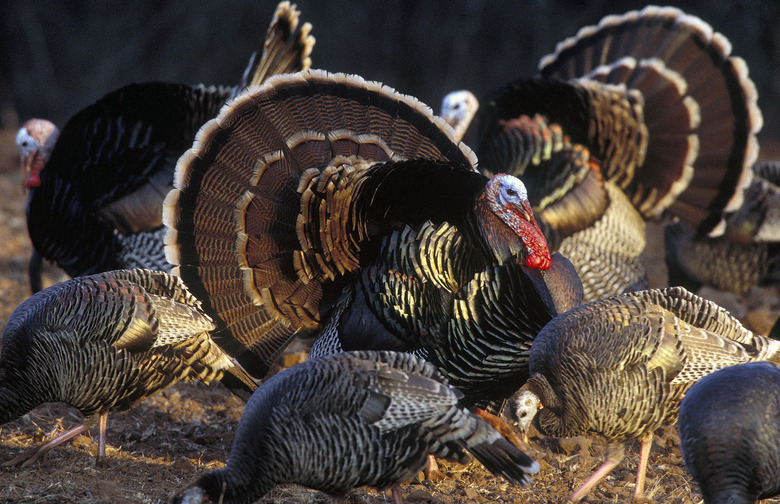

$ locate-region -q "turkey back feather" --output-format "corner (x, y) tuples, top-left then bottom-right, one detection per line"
(0, 269), (247, 427)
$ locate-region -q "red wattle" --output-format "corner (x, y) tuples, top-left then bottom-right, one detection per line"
(25, 173), (41, 190)
(525, 250), (551, 270)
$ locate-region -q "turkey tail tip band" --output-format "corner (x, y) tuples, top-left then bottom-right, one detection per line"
(469, 437), (540, 487)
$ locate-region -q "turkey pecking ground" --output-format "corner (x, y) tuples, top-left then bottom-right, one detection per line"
(0, 125), (778, 504)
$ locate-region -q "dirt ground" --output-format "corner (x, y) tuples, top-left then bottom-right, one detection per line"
(0, 125), (778, 504)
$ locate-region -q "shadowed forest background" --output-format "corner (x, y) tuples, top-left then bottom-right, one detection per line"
(2, 0), (779, 139)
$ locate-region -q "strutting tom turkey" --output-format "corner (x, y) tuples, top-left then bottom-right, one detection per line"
(163, 69), (582, 408)
(16, 1), (314, 293)
(172, 351), (539, 504)
(0, 269), (256, 467)
(500, 286), (780, 502)
(440, 5), (762, 302)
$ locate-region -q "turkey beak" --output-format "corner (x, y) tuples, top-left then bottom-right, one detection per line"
(518, 200), (534, 223)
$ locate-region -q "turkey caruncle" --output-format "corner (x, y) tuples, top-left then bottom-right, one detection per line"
(16, 1), (314, 294)
(440, 5), (762, 303)
(163, 69), (583, 408)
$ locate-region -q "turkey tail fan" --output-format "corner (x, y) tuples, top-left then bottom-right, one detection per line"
(725, 161), (780, 243)
(164, 70), (478, 378)
(237, 1), (316, 94)
(539, 5), (762, 236)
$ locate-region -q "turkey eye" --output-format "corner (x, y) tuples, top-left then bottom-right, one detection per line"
(506, 189), (517, 197)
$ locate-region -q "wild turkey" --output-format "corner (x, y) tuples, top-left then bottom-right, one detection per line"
(163, 69), (584, 408)
(0, 269), (256, 467)
(171, 351), (539, 504)
(665, 160), (780, 294)
(677, 361), (780, 504)
(440, 5), (762, 302)
(499, 286), (780, 503)
(15, 1), (314, 294)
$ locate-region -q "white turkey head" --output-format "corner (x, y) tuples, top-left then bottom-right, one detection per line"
(502, 388), (542, 444)
(16, 118), (59, 191)
(440, 90), (479, 142)
(483, 174), (551, 270)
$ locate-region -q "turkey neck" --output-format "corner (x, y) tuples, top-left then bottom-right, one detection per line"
(196, 460), (275, 504)
(524, 373), (579, 439)
(470, 192), (535, 265)
(195, 392), (280, 503)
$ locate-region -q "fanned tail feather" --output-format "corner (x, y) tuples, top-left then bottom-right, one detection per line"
(539, 5), (762, 236)
(234, 2), (315, 98)
(163, 70), (477, 379)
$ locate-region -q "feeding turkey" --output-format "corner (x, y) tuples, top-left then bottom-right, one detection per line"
(678, 361), (780, 504)
(500, 286), (780, 503)
(0, 269), (256, 467)
(665, 160), (780, 295)
(172, 351), (539, 504)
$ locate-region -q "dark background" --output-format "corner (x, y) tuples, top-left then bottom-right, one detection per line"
(2, 1), (779, 138)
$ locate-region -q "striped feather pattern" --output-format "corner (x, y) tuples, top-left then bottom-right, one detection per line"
(23, 1), (315, 292)
(239, 1), (315, 92)
(477, 114), (607, 248)
(556, 183), (648, 302)
(665, 220), (780, 295)
(446, 6), (764, 303)
(539, 4), (762, 234)
(173, 351), (539, 503)
(665, 161), (780, 295)
(26, 83), (234, 281)
(309, 221), (581, 408)
(678, 362), (780, 504)
(164, 70), (494, 378)
(507, 286), (779, 443)
(0, 269), (253, 463)
(501, 286), (780, 501)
